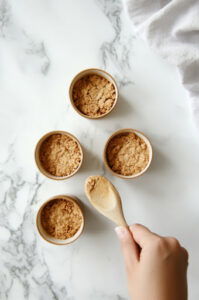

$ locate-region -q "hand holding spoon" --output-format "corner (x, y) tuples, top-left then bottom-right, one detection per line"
(85, 175), (127, 227)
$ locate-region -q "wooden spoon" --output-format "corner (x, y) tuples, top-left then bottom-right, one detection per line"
(85, 175), (127, 227)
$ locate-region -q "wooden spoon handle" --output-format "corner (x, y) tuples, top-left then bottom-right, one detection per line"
(117, 217), (128, 227)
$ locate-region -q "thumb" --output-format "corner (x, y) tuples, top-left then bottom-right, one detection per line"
(115, 226), (139, 270)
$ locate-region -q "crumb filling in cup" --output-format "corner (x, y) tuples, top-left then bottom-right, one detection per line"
(69, 68), (118, 119)
(36, 195), (84, 245)
(103, 129), (153, 179)
(35, 131), (83, 180)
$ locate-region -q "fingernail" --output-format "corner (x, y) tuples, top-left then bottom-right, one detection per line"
(115, 226), (127, 238)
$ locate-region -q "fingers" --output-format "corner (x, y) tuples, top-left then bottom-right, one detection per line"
(129, 224), (159, 248)
(130, 224), (189, 263)
(115, 226), (139, 269)
(165, 238), (188, 257)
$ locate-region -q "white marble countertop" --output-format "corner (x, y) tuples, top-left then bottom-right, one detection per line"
(1, 0), (199, 299)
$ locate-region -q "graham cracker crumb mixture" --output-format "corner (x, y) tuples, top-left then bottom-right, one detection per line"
(41, 199), (83, 240)
(87, 177), (99, 193)
(106, 132), (149, 176)
(39, 134), (82, 177)
(72, 74), (116, 117)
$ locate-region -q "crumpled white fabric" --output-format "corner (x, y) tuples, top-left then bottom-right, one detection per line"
(124, 0), (199, 131)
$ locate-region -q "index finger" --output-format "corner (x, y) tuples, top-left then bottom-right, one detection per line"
(129, 224), (159, 249)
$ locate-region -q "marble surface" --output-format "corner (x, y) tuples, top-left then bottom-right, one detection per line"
(1, 0), (199, 299)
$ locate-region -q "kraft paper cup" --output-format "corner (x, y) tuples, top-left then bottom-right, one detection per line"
(69, 68), (118, 119)
(103, 128), (153, 179)
(35, 130), (83, 180)
(36, 195), (84, 245)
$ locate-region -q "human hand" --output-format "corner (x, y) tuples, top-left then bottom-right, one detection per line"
(115, 224), (188, 300)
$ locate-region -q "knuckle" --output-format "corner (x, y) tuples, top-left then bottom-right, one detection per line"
(166, 237), (180, 249)
(152, 237), (175, 258)
(150, 235), (186, 261)
(153, 236), (167, 249)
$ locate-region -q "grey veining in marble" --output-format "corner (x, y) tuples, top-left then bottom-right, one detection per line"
(0, 0), (50, 75)
(97, 0), (134, 87)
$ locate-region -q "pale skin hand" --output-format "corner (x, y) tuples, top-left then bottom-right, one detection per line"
(115, 224), (188, 300)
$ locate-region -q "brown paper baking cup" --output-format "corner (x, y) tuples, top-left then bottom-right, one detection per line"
(103, 128), (153, 179)
(35, 130), (83, 180)
(69, 68), (118, 119)
(36, 195), (85, 245)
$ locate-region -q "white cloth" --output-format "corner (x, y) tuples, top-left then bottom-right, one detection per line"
(124, 0), (199, 131)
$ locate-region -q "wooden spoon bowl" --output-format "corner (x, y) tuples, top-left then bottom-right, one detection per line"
(85, 175), (127, 227)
